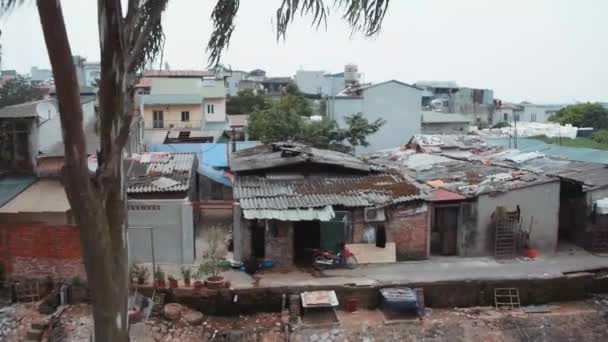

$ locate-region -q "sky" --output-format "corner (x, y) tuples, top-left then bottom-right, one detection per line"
(1, 0), (607, 104)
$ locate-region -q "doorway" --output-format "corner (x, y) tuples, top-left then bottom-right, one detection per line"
(293, 221), (320, 264)
(431, 206), (459, 255)
(251, 221), (265, 259)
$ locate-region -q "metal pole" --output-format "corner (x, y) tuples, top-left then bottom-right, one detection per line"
(150, 228), (156, 289)
(514, 115), (518, 149)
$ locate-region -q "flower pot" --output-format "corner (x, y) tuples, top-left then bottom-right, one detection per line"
(184, 278), (191, 287)
(156, 280), (166, 288)
(204, 276), (225, 289)
(193, 281), (204, 290)
(169, 279), (179, 289)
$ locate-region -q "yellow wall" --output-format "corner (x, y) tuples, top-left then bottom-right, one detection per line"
(143, 104), (203, 129)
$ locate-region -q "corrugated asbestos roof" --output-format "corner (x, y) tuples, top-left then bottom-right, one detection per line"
(127, 153), (196, 194)
(232, 142), (370, 172)
(234, 173), (422, 210)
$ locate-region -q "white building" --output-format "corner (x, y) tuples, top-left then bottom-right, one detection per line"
(519, 103), (565, 123)
(294, 70), (346, 96)
(327, 80), (422, 154)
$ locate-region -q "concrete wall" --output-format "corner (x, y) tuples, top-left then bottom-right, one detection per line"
(225, 71), (248, 97)
(329, 81), (422, 154)
(203, 98), (227, 122)
(128, 199), (195, 264)
(475, 181), (561, 256)
(38, 101), (95, 156)
(422, 122), (469, 135)
(295, 70), (325, 95)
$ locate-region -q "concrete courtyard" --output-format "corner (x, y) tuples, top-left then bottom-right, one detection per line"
(226, 243), (608, 289)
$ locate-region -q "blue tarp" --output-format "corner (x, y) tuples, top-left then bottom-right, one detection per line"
(146, 142), (259, 187)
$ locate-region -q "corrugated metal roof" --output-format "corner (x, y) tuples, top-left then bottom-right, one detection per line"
(232, 142), (370, 172)
(0, 176), (37, 208)
(234, 173), (422, 210)
(243, 206), (335, 221)
(0, 99), (53, 118)
(127, 153), (196, 194)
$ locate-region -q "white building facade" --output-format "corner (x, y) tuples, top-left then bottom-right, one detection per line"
(327, 80), (423, 154)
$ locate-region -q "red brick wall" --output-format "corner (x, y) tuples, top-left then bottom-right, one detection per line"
(0, 224), (85, 280)
(265, 221), (293, 267)
(351, 203), (429, 260)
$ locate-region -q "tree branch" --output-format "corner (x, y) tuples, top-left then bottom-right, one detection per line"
(126, 0), (168, 72)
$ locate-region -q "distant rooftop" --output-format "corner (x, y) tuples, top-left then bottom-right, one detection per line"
(143, 70), (214, 78)
(414, 81), (459, 89)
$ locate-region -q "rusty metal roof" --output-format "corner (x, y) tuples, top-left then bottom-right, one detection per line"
(234, 173), (422, 210)
(127, 153), (196, 194)
(232, 142), (370, 172)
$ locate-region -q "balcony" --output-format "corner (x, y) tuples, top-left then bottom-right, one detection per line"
(145, 120), (203, 130)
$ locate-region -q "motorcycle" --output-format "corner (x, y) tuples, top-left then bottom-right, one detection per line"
(310, 244), (358, 270)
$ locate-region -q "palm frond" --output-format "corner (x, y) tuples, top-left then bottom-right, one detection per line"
(207, 0), (390, 67)
(207, 0), (239, 67)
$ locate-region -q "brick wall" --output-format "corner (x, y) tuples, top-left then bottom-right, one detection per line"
(351, 202), (429, 261)
(0, 224), (85, 280)
(265, 221), (293, 267)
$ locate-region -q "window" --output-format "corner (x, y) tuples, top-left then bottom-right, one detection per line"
(503, 113), (508, 121)
(531, 113), (537, 122)
(207, 104), (215, 114)
(181, 111), (190, 122)
(152, 110), (164, 128)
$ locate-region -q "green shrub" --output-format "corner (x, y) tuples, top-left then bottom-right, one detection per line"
(591, 129), (608, 144)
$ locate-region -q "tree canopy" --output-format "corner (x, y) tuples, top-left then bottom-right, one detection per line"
(248, 90), (385, 153)
(0, 75), (43, 108)
(549, 103), (608, 129)
(226, 89), (269, 114)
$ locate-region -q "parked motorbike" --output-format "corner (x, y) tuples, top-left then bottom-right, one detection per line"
(310, 245), (358, 270)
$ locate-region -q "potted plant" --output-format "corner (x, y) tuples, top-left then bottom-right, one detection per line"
(130, 263), (149, 285)
(197, 227), (230, 289)
(168, 274), (179, 289)
(181, 266), (192, 287)
(154, 266), (166, 288)
(192, 271), (204, 290)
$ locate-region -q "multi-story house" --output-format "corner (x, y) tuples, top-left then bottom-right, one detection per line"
(136, 70), (228, 144)
(327, 80), (422, 154)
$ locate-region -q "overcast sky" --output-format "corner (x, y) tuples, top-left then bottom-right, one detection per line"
(1, 0), (606, 103)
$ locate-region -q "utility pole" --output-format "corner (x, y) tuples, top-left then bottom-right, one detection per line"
(514, 112), (518, 149)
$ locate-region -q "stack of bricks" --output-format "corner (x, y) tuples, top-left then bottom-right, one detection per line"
(0, 224), (85, 281)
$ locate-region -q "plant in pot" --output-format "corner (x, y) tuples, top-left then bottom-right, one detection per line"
(192, 271), (204, 290)
(154, 266), (166, 288)
(180, 266), (192, 287)
(168, 274), (179, 289)
(197, 227), (230, 289)
(130, 263), (149, 285)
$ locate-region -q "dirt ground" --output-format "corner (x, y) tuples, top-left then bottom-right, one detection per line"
(3, 295), (608, 341)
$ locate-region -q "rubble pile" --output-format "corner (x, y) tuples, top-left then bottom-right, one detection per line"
(0, 305), (16, 339)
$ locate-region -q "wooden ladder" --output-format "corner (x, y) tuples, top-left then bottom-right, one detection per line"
(495, 209), (517, 260)
(494, 288), (520, 309)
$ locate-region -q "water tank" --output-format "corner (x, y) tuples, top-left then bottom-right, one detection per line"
(344, 64), (359, 84)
